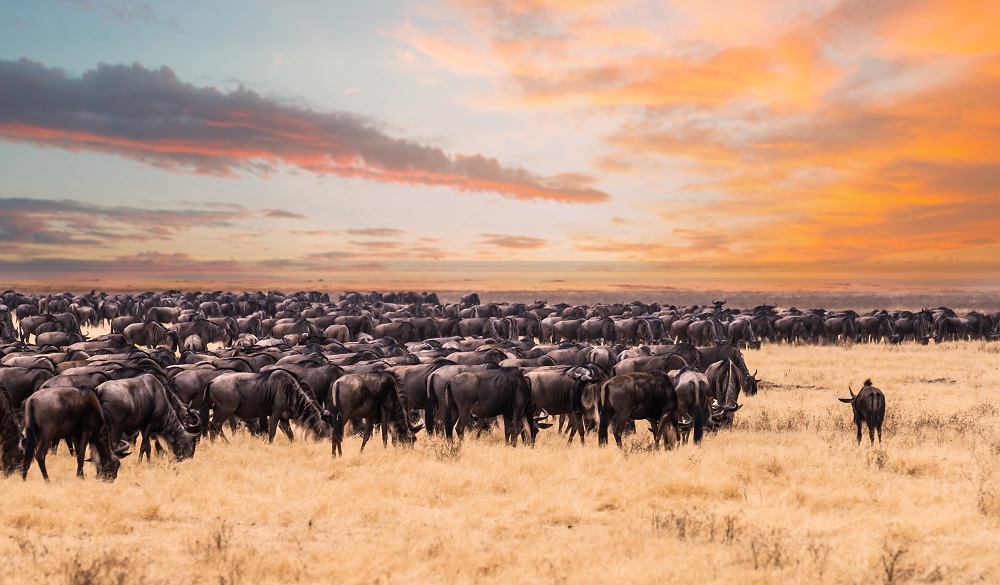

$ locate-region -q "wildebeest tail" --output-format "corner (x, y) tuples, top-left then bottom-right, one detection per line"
(693, 392), (704, 444)
(442, 380), (454, 441)
(20, 399), (37, 472)
(597, 380), (610, 444)
(331, 380), (344, 442)
(199, 380), (214, 436)
(424, 372), (438, 436)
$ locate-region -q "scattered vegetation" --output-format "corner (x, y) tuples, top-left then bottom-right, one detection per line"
(1, 342), (998, 584)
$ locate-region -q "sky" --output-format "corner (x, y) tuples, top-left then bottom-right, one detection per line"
(1, 0), (999, 291)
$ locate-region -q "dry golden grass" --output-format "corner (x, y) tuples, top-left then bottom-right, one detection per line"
(3, 342), (1000, 584)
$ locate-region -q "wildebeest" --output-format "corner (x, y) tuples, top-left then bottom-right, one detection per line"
(669, 367), (709, 444)
(423, 362), (501, 434)
(328, 371), (422, 456)
(124, 321), (178, 351)
(97, 374), (202, 461)
(704, 359), (744, 427)
(442, 367), (544, 447)
(21, 386), (130, 481)
(598, 371), (678, 450)
(613, 354), (688, 376)
(526, 365), (601, 445)
(0, 366), (55, 409)
(697, 344), (759, 395)
(838, 379), (885, 444)
(1, 385), (23, 476)
(201, 370), (330, 443)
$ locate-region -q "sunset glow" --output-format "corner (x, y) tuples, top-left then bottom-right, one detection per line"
(1, 1), (998, 290)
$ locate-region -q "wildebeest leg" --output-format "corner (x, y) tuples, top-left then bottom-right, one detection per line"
(75, 433), (89, 478)
(455, 407), (472, 443)
(575, 413), (587, 446)
(876, 423), (882, 443)
(868, 422), (876, 445)
(210, 411), (231, 443)
(381, 409), (390, 448)
(500, 414), (513, 446)
(34, 434), (53, 482)
(567, 414), (579, 445)
(267, 415), (280, 443)
(598, 406), (613, 446)
(650, 417), (663, 450)
(855, 419), (863, 444)
(279, 419), (294, 442)
(139, 430), (153, 461)
(612, 415), (630, 449)
(359, 419), (375, 452)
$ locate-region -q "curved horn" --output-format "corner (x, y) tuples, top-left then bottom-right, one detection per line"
(114, 439), (132, 456)
(533, 408), (550, 422)
(184, 408), (203, 433)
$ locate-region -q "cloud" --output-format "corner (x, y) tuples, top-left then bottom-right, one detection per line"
(58, 0), (174, 28)
(393, 1), (1000, 276)
(479, 234), (548, 249)
(261, 209), (307, 219)
(345, 228), (406, 237)
(0, 58), (609, 204)
(0, 197), (247, 251)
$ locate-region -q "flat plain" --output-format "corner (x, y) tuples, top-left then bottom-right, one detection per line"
(3, 341), (1000, 584)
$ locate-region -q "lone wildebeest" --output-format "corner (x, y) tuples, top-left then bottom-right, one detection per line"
(838, 379), (885, 444)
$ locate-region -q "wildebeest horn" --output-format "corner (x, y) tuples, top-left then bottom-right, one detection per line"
(184, 408), (203, 433)
(533, 408), (550, 422)
(721, 403), (742, 412)
(114, 439), (132, 457)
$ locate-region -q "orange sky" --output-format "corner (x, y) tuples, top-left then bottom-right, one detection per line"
(2, 1), (999, 290)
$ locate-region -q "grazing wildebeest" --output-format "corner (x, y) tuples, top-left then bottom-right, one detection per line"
(0, 367), (55, 409)
(97, 374), (202, 461)
(202, 370), (330, 443)
(727, 317), (761, 349)
(423, 363), (502, 434)
(442, 367), (544, 447)
(526, 365), (600, 445)
(21, 386), (129, 481)
(613, 354), (688, 376)
(1, 385), (23, 476)
(838, 379), (885, 444)
(124, 321), (178, 350)
(328, 371), (422, 456)
(697, 344), (759, 395)
(598, 371), (678, 450)
(669, 367), (710, 444)
(704, 359), (744, 427)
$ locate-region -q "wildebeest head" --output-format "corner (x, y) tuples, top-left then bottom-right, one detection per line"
(744, 369), (760, 396)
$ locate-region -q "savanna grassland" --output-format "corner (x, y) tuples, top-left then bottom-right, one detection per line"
(3, 341), (1000, 585)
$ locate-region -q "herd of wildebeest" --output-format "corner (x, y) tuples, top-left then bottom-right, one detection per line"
(3, 288), (978, 482)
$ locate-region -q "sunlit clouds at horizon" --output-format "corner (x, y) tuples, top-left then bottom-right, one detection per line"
(1, 0), (998, 290)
